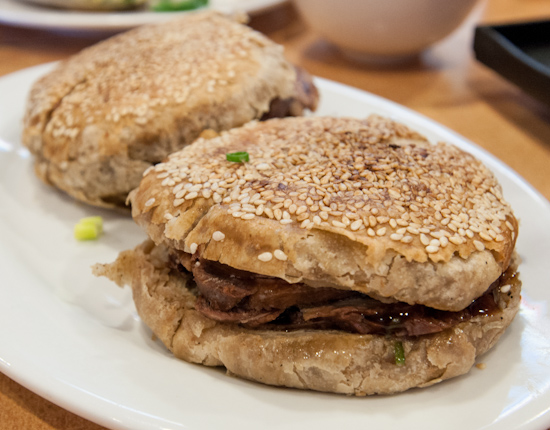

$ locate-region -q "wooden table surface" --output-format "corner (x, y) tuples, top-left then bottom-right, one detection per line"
(1, 1), (550, 429)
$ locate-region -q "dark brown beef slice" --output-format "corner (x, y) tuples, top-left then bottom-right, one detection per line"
(180, 256), (516, 337)
(261, 66), (319, 120)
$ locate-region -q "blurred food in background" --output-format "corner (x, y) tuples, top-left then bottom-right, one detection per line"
(19, 0), (218, 11)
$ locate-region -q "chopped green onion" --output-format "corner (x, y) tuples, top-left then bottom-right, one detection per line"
(80, 216), (103, 234)
(394, 341), (405, 366)
(151, 0), (208, 12)
(226, 151), (249, 163)
(74, 216), (103, 241)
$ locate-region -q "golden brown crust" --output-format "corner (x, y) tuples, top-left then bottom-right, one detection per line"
(22, 11), (317, 209)
(129, 115), (518, 310)
(93, 240), (521, 395)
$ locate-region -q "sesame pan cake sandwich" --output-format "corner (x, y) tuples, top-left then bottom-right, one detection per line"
(94, 115), (521, 395)
(22, 11), (318, 210)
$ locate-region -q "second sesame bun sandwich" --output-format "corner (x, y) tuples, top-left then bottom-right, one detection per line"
(22, 11), (318, 210)
(94, 115), (521, 395)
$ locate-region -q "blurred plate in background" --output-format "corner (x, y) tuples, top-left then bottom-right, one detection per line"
(0, 0), (285, 33)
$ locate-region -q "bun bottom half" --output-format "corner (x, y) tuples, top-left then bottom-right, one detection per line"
(93, 240), (521, 396)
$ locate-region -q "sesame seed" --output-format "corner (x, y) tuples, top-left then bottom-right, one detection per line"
(145, 198), (155, 207)
(256, 163), (270, 171)
(212, 231), (225, 242)
(429, 239), (441, 247)
(377, 216), (389, 224)
(406, 226), (419, 235)
(258, 252), (273, 262)
(390, 233), (403, 241)
(189, 243), (198, 254)
(426, 245), (439, 253)
(401, 235), (413, 244)
(296, 212), (308, 221)
(376, 227), (387, 236)
(473, 240), (485, 251)
(350, 220), (363, 231)
(479, 231), (492, 241)
(296, 206), (308, 215)
(274, 250), (287, 261)
(500, 284), (511, 294)
(449, 236), (463, 245)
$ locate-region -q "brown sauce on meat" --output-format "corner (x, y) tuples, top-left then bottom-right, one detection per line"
(171, 254), (519, 337)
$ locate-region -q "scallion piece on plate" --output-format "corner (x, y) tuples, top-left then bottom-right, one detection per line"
(74, 216), (103, 241)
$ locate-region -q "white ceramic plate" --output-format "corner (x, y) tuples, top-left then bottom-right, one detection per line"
(1, 63), (550, 430)
(0, 0), (285, 33)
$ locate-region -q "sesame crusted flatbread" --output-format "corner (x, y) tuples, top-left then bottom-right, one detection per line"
(129, 115), (518, 311)
(22, 11), (318, 209)
(95, 114), (521, 395)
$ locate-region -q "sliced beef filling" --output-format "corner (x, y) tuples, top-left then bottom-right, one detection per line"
(171, 255), (518, 337)
(261, 66), (319, 120)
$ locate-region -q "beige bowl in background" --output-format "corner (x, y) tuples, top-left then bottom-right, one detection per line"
(293, 0), (481, 62)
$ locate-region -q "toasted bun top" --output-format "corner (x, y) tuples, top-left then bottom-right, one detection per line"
(130, 115), (518, 311)
(22, 11), (313, 208)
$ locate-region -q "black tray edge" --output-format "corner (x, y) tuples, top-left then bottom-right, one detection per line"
(474, 20), (550, 106)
